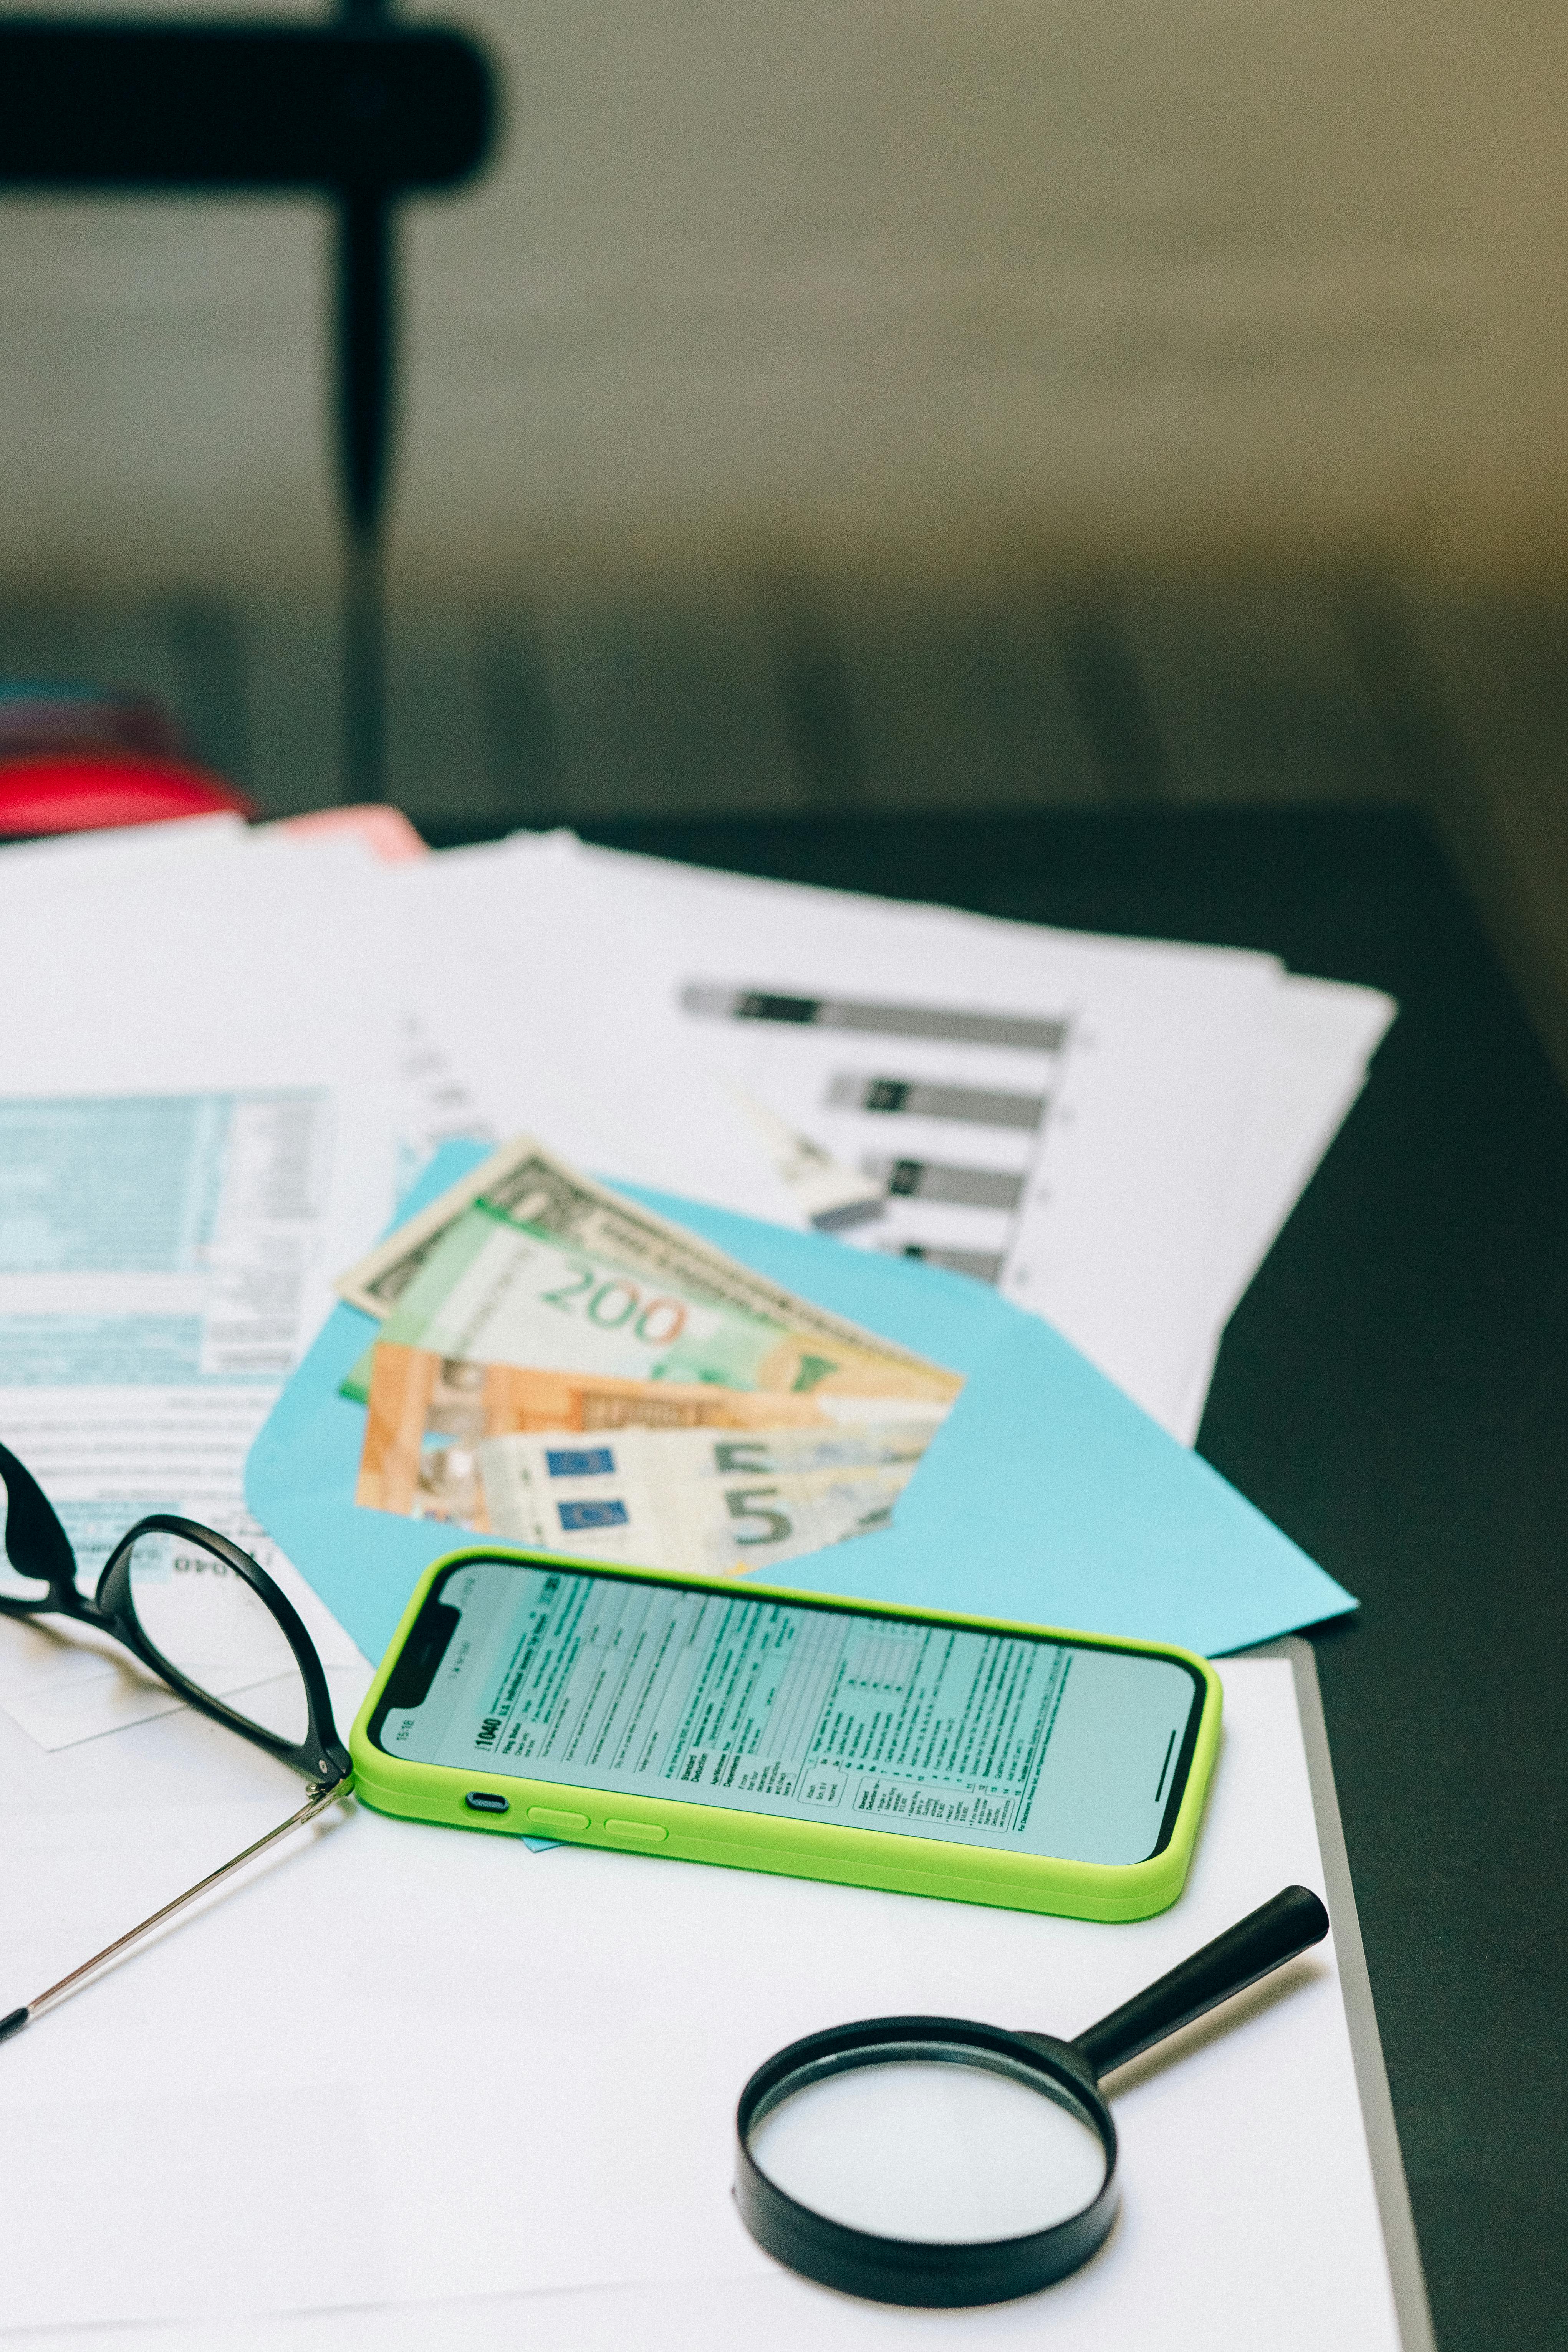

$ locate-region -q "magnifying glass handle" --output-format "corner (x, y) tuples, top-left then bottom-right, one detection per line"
(1073, 1884), (1329, 2078)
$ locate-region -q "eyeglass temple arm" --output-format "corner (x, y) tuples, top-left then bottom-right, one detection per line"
(1071, 1884), (1330, 2079)
(0, 1440), (78, 1590)
(0, 1777), (350, 2046)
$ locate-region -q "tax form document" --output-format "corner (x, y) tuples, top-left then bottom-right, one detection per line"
(0, 1093), (367, 1745)
(0, 827), (401, 1748)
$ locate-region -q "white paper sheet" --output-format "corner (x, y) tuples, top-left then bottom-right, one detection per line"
(0, 810), (250, 886)
(531, 837), (1401, 1439)
(0, 1652), (1400, 2350)
(0, 834), (398, 1306)
(376, 830), (1388, 1437)
(160, 819), (1386, 1443)
(1164, 972), (1397, 1443)
(0, 822), (404, 1747)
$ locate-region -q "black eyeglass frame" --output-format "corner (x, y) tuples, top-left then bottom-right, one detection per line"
(0, 1438), (351, 1789)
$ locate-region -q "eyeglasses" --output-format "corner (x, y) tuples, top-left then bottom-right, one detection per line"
(0, 1440), (352, 2045)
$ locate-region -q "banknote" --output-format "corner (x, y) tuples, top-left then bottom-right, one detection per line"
(480, 1429), (918, 1577)
(356, 1342), (852, 1517)
(366, 1384), (923, 1573)
(335, 1135), (551, 1318)
(344, 1138), (957, 1559)
(335, 1134), (957, 1401)
(373, 1201), (957, 1402)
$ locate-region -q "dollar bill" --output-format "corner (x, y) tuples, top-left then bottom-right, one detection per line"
(335, 1134), (957, 1402)
(335, 1136), (555, 1319)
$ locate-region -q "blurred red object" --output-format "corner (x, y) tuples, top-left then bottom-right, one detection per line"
(0, 682), (257, 837)
(0, 752), (257, 838)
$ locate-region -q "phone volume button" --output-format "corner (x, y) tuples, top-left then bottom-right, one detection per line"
(605, 1819), (667, 1845)
(526, 1807), (590, 1831)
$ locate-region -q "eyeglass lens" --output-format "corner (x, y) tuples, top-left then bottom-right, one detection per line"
(123, 1529), (309, 1745)
(748, 2050), (1108, 2244)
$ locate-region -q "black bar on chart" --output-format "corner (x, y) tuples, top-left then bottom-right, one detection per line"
(680, 984), (1064, 1054)
(828, 1075), (1046, 1132)
(873, 1158), (1025, 1211)
(896, 1245), (1005, 1284)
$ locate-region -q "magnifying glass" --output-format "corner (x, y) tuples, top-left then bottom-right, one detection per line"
(735, 1883), (1329, 2307)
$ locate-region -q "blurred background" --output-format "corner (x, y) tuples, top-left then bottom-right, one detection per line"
(2, 0), (1566, 1076)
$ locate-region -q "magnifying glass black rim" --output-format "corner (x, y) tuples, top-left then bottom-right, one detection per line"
(735, 2014), (1119, 2309)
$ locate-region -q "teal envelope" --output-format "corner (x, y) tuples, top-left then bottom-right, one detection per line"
(245, 1142), (1355, 1667)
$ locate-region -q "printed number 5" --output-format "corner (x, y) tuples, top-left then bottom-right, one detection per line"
(725, 1486), (793, 1545)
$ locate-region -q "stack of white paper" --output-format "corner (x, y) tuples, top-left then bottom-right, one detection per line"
(0, 812), (1407, 2348)
(0, 808), (1392, 1755)
(0, 808), (1393, 1548)
(366, 824), (1395, 1439)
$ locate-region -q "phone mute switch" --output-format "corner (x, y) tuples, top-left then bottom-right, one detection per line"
(605, 1819), (667, 1845)
(527, 1806), (590, 1831)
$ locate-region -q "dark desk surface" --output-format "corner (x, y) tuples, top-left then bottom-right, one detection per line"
(439, 802), (1564, 2352)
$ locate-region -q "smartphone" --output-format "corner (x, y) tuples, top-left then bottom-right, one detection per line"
(351, 1549), (1222, 1922)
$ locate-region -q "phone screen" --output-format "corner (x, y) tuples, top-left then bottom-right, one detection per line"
(369, 1556), (1206, 1867)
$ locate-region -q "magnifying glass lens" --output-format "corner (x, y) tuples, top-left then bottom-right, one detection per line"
(748, 2052), (1108, 2245)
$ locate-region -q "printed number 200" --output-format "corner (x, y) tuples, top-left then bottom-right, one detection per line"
(540, 1263), (687, 1345)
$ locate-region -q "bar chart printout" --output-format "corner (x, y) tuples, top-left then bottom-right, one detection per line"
(679, 983), (1070, 1288)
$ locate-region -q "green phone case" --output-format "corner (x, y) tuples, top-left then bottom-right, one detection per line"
(349, 1547), (1223, 1923)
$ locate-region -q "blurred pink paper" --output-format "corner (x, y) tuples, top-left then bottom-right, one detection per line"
(274, 805), (428, 863)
